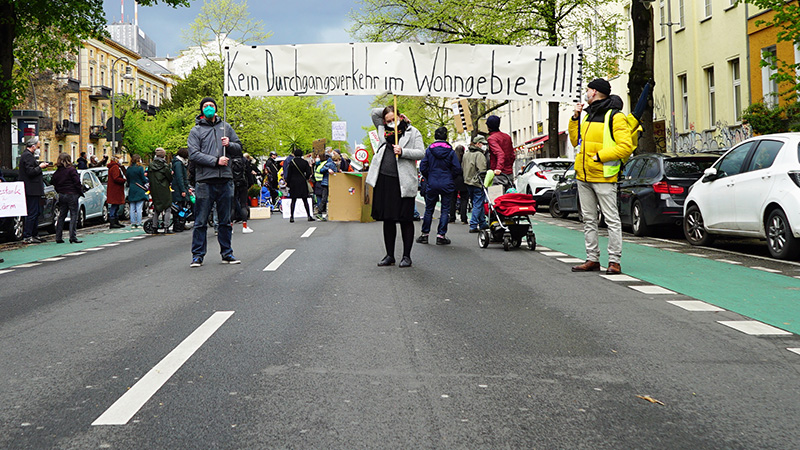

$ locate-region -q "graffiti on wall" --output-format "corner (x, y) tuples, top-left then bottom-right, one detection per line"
(672, 121), (752, 153)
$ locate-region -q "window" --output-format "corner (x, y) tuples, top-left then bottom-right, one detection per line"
(622, 158), (645, 180)
(679, 0), (685, 28)
(624, 6), (633, 52)
(704, 0), (712, 18)
(68, 100), (75, 122)
(100, 71), (105, 86)
(730, 59), (742, 122)
(91, 106), (96, 126)
(659, 0), (666, 38)
(641, 158), (660, 179)
(746, 140), (782, 172)
(706, 67), (716, 125)
(762, 47), (779, 107)
(716, 142), (756, 178)
(679, 75), (689, 130)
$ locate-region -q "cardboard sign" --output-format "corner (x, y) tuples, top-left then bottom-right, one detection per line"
(332, 121), (347, 141)
(0, 182), (27, 218)
(225, 42), (582, 102)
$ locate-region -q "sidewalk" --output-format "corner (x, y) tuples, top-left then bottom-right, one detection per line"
(531, 219), (800, 335)
(0, 227), (145, 270)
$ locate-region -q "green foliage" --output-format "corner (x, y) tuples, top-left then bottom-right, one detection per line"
(741, 101), (800, 135)
(247, 183), (260, 198)
(748, 0), (800, 97)
(181, 0), (272, 62)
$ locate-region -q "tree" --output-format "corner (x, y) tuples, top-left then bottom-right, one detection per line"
(628, 1), (655, 154)
(181, 0), (272, 62)
(0, 0), (189, 169)
(350, 0), (622, 157)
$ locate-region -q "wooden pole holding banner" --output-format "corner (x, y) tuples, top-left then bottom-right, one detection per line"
(393, 95), (399, 159)
(222, 95), (227, 157)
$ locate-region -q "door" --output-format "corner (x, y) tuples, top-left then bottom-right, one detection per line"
(700, 141), (756, 230)
(559, 168), (579, 211)
(618, 157), (646, 223)
(732, 139), (783, 232)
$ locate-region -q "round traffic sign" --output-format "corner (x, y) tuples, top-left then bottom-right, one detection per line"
(354, 148), (369, 163)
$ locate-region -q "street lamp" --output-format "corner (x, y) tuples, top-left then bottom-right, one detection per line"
(110, 56), (133, 154)
(659, 0), (678, 153)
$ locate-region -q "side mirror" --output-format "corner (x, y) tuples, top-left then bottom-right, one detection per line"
(702, 167), (718, 183)
(552, 174), (562, 182)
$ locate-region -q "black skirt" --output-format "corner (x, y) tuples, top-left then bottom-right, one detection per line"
(371, 174), (415, 222)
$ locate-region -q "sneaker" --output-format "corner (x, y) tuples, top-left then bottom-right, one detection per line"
(222, 254), (241, 264)
(32, 236), (46, 243)
(436, 235), (451, 245)
(190, 257), (203, 268)
(469, 228), (479, 233)
(416, 234), (429, 244)
(22, 237), (34, 244)
(242, 226), (254, 233)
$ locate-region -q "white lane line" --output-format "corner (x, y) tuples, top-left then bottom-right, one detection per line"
(263, 249), (296, 272)
(599, 274), (640, 282)
(0, 270), (13, 275)
(40, 257), (65, 262)
(84, 247), (104, 251)
(662, 248), (680, 252)
(535, 246), (552, 251)
(717, 321), (792, 336)
(63, 252), (86, 257)
(13, 263), (41, 268)
(540, 251), (567, 257)
(118, 239), (134, 243)
(300, 227), (317, 238)
(92, 311), (235, 426)
(788, 348), (800, 356)
(629, 285), (677, 295)
(100, 243), (120, 247)
(795, 276), (800, 280)
(750, 266), (781, 273)
(667, 300), (725, 312)
(130, 236), (146, 239)
(685, 253), (708, 257)
(716, 259), (742, 265)
(557, 257), (584, 263)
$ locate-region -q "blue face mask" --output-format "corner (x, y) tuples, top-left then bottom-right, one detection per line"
(203, 105), (216, 119)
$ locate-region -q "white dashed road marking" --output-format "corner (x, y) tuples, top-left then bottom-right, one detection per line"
(715, 259), (742, 265)
(263, 249), (296, 272)
(599, 274), (639, 282)
(788, 348), (800, 356)
(540, 251), (567, 257)
(0, 270), (13, 275)
(557, 257), (584, 263)
(92, 311), (235, 426)
(13, 263), (41, 268)
(717, 321), (792, 336)
(750, 266), (781, 273)
(63, 252), (86, 257)
(629, 285), (677, 295)
(301, 227), (317, 238)
(39, 257), (65, 262)
(667, 300), (725, 312)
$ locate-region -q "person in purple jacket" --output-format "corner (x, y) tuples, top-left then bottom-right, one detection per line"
(51, 153), (84, 243)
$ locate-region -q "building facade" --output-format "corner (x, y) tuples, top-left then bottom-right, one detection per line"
(747, 5), (798, 109)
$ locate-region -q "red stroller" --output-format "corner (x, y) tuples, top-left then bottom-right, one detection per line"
(479, 192), (537, 251)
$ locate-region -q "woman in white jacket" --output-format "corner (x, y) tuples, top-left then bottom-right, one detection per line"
(366, 106), (425, 268)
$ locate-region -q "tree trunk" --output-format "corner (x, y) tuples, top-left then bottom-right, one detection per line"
(629, 1), (655, 154)
(0, 0), (16, 169)
(545, 0), (560, 158)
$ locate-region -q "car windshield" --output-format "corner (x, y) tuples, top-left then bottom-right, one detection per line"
(94, 170), (108, 184)
(664, 157), (718, 178)
(537, 161), (573, 172)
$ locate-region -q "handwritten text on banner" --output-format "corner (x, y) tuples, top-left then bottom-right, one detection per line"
(224, 43), (582, 102)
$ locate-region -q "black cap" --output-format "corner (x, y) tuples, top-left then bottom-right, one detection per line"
(200, 97), (218, 112)
(587, 78), (611, 96)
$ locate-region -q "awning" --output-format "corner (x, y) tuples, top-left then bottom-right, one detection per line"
(525, 131), (566, 147)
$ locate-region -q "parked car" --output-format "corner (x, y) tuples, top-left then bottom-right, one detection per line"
(548, 163), (605, 226)
(0, 169), (58, 241)
(515, 158), (573, 205)
(50, 169), (109, 228)
(683, 133), (800, 260)
(618, 152), (719, 236)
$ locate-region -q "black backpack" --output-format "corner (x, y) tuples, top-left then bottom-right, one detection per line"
(231, 156), (246, 186)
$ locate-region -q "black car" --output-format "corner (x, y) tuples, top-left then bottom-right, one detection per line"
(617, 152), (719, 236)
(0, 169), (58, 241)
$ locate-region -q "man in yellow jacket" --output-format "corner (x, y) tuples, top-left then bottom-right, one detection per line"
(568, 78), (634, 275)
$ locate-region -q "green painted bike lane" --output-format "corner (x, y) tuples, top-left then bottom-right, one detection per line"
(0, 228), (145, 270)
(531, 220), (800, 335)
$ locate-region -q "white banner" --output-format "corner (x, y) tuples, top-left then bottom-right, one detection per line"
(0, 182), (27, 218)
(225, 43), (582, 102)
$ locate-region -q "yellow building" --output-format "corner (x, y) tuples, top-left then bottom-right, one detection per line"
(31, 38), (173, 163)
(747, 5), (797, 108)
(653, 0), (752, 153)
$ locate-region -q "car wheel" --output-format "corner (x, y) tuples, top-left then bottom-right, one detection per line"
(631, 200), (649, 237)
(12, 216), (23, 241)
(122, 202), (131, 220)
(77, 207), (86, 229)
(683, 205), (714, 246)
(50, 205), (60, 233)
(549, 196), (569, 218)
(102, 203), (109, 223)
(765, 208), (799, 260)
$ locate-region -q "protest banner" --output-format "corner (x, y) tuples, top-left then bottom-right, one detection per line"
(0, 182), (27, 218)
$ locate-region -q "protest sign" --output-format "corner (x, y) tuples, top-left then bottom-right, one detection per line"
(0, 182), (27, 218)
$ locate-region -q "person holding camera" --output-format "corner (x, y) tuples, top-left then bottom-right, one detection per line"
(19, 136), (50, 244)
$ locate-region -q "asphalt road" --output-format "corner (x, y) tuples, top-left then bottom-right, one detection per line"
(2, 210), (800, 449)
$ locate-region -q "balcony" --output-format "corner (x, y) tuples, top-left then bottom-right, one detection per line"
(89, 125), (104, 140)
(147, 105), (158, 116)
(58, 77), (80, 92)
(89, 86), (112, 100)
(55, 119), (80, 136)
(138, 99), (148, 112)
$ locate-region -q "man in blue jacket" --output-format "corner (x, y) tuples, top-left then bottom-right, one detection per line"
(417, 127), (462, 245)
(187, 96), (242, 268)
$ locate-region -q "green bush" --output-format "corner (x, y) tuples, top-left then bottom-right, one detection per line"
(248, 183), (261, 199)
(742, 101), (800, 135)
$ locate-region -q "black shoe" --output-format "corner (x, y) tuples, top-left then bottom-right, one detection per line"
(416, 234), (428, 244)
(468, 228), (479, 233)
(55, 239), (65, 243)
(436, 236), (451, 245)
(399, 256), (412, 268)
(289, 217), (295, 223)
(377, 255), (395, 266)
(308, 216), (315, 221)
(70, 239), (83, 244)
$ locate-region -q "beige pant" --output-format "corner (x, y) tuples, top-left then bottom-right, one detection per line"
(577, 180), (622, 264)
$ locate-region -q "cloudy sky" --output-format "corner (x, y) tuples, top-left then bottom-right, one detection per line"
(101, 0), (374, 146)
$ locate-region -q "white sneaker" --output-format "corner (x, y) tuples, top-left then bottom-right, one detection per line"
(242, 226), (254, 233)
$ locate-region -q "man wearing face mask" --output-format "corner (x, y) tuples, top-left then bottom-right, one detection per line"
(187, 96), (243, 268)
(19, 136), (50, 244)
(568, 78), (633, 275)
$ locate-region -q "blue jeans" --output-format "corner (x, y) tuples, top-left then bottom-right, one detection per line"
(467, 185), (488, 230)
(130, 200), (144, 225)
(109, 203), (121, 220)
(192, 180), (234, 259)
(421, 190), (451, 236)
(23, 196), (41, 239)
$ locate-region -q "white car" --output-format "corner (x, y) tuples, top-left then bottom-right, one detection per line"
(683, 133), (800, 260)
(515, 158), (573, 204)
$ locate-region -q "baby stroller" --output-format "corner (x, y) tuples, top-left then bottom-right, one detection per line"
(143, 201), (195, 234)
(478, 172), (537, 251)
(260, 185), (283, 213)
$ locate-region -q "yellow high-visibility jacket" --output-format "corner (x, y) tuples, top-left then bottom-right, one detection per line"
(568, 107), (634, 183)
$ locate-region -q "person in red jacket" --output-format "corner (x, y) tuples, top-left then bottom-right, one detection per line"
(486, 115), (515, 192)
(107, 155), (127, 229)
